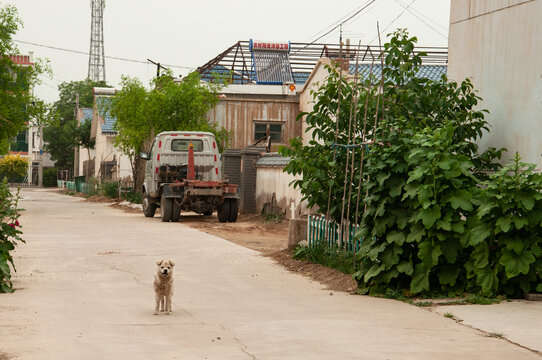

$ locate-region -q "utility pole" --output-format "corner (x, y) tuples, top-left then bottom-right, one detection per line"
(147, 59), (169, 78)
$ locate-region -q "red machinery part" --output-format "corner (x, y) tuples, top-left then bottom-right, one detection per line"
(187, 142), (195, 180)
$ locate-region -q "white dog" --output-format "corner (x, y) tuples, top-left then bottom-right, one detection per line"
(154, 259), (175, 315)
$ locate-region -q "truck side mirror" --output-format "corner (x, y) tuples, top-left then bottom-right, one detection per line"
(139, 152), (150, 160)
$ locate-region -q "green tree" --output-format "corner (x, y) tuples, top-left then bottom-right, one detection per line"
(0, 4), (48, 154)
(43, 79), (107, 170)
(104, 72), (229, 192)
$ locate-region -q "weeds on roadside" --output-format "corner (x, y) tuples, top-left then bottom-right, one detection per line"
(444, 312), (455, 319)
(293, 243), (360, 275)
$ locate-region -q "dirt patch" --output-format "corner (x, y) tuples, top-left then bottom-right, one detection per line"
(268, 249), (358, 293)
(0, 352), (13, 360)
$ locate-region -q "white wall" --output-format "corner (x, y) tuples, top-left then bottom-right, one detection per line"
(448, 0), (542, 167)
(255, 166), (309, 218)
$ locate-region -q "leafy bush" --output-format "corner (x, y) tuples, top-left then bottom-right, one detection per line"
(42, 167), (57, 187)
(0, 155), (28, 181)
(282, 29), (542, 298)
(99, 180), (119, 199)
(121, 188), (142, 204)
(467, 154), (542, 296)
(0, 178), (24, 292)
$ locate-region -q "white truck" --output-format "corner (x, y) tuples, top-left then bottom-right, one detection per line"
(140, 131), (239, 222)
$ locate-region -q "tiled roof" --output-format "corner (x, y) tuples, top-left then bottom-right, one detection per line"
(96, 96), (117, 134)
(255, 153), (291, 168)
(350, 64), (447, 82)
(82, 108), (93, 124)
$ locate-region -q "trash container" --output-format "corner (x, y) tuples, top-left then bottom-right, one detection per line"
(74, 176), (86, 193)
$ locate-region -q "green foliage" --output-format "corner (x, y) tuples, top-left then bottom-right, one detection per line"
(121, 188), (142, 204)
(283, 28), (542, 298)
(0, 178), (24, 292)
(0, 4), (48, 155)
(99, 180), (119, 199)
(103, 72), (230, 193)
(0, 154), (28, 180)
(42, 167), (57, 187)
(44, 80), (108, 169)
(293, 243), (360, 275)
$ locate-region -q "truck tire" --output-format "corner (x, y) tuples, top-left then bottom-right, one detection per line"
(142, 193), (157, 218)
(161, 194), (173, 222)
(218, 200), (230, 223)
(171, 199), (181, 222)
(228, 199), (238, 223)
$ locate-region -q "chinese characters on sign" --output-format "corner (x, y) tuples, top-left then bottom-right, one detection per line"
(252, 41), (289, 51)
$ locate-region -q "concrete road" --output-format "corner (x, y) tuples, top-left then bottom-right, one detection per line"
(0, 188), (539, 360)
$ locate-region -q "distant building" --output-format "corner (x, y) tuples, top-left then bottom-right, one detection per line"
(448, 0), (542, 167)
(7, 52), (52, 185)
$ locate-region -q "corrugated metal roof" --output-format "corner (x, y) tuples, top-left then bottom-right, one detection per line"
(82, 108), (93, 124)
(350, 64), (447, 82)
(255, 154), (291, 168)
(96, 96), (117, 134)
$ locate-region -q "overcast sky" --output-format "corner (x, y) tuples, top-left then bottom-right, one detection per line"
(4, 0), (450, 103)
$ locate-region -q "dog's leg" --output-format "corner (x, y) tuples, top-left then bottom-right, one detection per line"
(154, 293), (160, 315)
(161, 295), (166, 312)
(165, 295), (171, 315)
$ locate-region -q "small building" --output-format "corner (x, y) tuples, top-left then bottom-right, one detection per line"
(89, 87), (132, 181)
(74, 108), (95, 177)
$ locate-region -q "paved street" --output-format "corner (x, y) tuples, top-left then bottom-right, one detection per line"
(0, 188), (539, 360)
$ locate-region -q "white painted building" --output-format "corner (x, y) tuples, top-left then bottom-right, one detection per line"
(448, 0), (542, 166)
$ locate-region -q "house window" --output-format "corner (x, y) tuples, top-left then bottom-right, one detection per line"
(254, 122), (283, 142)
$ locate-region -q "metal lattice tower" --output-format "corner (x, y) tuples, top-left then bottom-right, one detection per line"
(88, 0), (106, 82)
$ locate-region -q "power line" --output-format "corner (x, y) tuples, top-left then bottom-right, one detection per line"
(14, 39), (195, 70)
(370, 0), (416, 43)
(294, 0), (378, 54)
(396, 0), (448, 32)
(393, 0), (448, 39)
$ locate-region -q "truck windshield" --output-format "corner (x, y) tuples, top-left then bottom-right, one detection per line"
(171, 139), (204, 152)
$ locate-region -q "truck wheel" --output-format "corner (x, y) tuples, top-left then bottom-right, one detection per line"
(217, 201), (230, 223)
(161, 194), (173, 222)
(142, 193), (157, 218)
(171, 199), (181, 222)
(228, 199), (238, 223)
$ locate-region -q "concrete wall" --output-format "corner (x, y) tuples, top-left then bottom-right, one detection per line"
(255, 166), (309, 219)
(448, 0), (542, 166)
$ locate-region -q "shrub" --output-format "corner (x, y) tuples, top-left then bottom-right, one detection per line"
(0, 178), (24, 292)
(121, 189), (142, 204)
(42, 167), (57, 187)
(99, 180), (119, 199)
(0, 155), (28, 181)
(294, 243), (360, 275)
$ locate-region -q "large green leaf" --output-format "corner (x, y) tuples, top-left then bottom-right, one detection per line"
(397, 260), (414, 275)
(418, 240), (442, 268)
(440, 239), (459, 263)
(472, 242), (489, 268)
(499, 249), (535, 278)
(449, 190), (473, 211)
(504, 237), (525, 254)
(469, 223), (491, 246)
(410, 264), (430, 294)
(496, 217), (512, 233)
(407, 224), (426, 243)
(420, 205), (441, 228)
(386, 231), (406, 245)
(475, 267), (498, 294)
(363, 263), (385, 283)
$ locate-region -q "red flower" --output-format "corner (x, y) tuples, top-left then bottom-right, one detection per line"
(15, 220), (19, 227)
(9, 223), (15, 228)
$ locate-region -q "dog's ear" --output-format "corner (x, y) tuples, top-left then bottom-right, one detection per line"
(169, 260), (175, 267)
(156, 260), (163, 266)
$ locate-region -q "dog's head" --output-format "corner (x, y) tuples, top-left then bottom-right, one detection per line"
(156, 259), (175, 279)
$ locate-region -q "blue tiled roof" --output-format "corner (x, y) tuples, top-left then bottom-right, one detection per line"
(96, 96), (117, 134)
(350, 64), (447, 82)
(82, 108), (93, 124)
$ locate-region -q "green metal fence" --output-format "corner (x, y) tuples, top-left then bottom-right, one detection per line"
(307, 215), (362, 252)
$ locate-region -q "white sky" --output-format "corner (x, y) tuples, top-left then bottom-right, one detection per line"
(4, 0), (451, 103)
